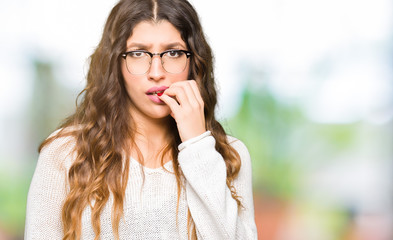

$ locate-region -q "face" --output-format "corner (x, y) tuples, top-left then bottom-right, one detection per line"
(121, 20), (190, 122)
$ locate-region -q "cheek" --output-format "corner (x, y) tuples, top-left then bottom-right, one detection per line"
(121, 62), (136, 89)
(172, 66), (190, 83)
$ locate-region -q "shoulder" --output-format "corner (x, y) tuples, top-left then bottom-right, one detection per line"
(41, 127), (78, 153)
(38, 127), (78, 172)
(226, 135), (253, 175)
(226, 135), (250, 159)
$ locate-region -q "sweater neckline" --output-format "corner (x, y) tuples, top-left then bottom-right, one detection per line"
(130, 157), (174, 173)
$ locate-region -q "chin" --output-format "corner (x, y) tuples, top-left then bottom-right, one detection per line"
(147, 107), (172, 119)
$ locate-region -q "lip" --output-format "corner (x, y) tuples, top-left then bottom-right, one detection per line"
(146, 86), (169, 104)
(146, 86), (169, 95)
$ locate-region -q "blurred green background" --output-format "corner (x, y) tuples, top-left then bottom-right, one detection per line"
(1, 0), (392, 239)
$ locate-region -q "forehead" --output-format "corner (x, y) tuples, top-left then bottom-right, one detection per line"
(126, 20), (186, 50)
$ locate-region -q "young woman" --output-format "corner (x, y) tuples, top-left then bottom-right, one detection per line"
(24, 0), (257, 239)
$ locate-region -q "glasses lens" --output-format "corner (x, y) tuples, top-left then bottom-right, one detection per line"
(125, 51), (151, 75)
(162, 50), (188, 74)
(124, 50), (189, 74)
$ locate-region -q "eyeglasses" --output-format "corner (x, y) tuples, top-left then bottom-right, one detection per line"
(121, 50), (192, 75)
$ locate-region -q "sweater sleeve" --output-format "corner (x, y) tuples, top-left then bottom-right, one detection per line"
(24, 136), (74, 240)
(178, 131), (257, 239)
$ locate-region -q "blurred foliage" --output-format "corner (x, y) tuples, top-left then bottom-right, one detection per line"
(225, 72), (360, 200)
(27, 59), (76, 149)
(224, 65), (392, 239)
(0, 59), (75, 239)
(0, 167), (31, 237)
(227, 83), (304, 199)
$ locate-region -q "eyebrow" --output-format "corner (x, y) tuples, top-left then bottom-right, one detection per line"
(164, 42), (187, 49)
(126, 43), (151, 50)
(126, 42), (187, 51)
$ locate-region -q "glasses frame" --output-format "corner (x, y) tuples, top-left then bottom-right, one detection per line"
(120, 49), (192, 75)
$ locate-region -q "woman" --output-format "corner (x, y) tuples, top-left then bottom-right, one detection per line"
(25, 0), (257, 239)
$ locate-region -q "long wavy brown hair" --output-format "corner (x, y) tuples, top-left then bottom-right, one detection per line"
(40, 0), (242, 239)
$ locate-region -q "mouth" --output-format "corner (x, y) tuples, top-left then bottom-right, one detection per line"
(147, 90), (165, 97)
(146, 86), (169, 97)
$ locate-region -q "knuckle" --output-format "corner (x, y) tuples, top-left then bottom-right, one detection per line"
(189, 80), (197, 88)
(191, 101), (200, 109)
(184, 106), (193, 114)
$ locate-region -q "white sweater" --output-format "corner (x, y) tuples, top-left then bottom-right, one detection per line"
(25, 131), (257, 239)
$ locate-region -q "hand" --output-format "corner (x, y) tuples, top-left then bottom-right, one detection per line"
(159, 80), (206, 142)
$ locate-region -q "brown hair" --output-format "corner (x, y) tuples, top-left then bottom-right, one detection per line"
(40, 0), (242, 239)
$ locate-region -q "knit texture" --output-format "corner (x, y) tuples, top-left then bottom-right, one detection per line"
(25, 131), (257, 239)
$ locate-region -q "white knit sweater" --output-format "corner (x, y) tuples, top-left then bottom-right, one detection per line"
(25, 131), (257, 239)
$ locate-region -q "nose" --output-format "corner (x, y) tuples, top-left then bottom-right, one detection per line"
(147, 55), (165, 81)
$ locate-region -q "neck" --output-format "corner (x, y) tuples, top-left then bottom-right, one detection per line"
(130, 111), (174, 168)
(134, 117), (172, 146)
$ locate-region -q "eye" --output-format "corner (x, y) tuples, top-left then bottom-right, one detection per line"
(129, 51), (146, 58)
(166, 50), (183, 58)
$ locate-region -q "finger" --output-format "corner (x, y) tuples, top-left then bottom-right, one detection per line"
(168, 80), (200, 105)
(180, 81), (199, 107)
(188, 80), (204, 107)
(163, 84), (191, 107)
(159, 93), (181, 114)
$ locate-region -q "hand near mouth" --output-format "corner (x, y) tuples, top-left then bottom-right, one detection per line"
(158, 80), (206, 142)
